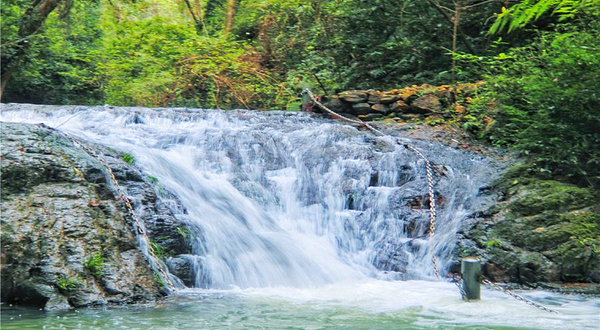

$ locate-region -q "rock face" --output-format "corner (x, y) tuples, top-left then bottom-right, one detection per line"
(455, 164), (600, 290)
(0, 122), (191, 309)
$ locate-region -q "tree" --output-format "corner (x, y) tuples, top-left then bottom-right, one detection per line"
(1, 0), (65, 98)
(224, 0), (237, 34)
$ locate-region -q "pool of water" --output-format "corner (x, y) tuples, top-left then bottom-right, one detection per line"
(2, 280), (598, 330)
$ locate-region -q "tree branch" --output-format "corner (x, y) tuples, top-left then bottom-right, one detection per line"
(424, 0), (477, 54)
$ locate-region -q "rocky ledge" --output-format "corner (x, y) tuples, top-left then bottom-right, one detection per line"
(0, 122), (192, 309)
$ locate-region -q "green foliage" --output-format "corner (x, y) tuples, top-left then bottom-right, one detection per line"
(176, 226), (192, 240)
(3, 0), (104, 104)
(83, 251), (106, 277)
(149, 241), (169, 260)
(490, 0), (599, 34)
(121, 153), (135, 165)
(485, 239), (502, 248)
(3, 0), (504, 108)
(147, 175), (159, 185)
(56, 276), (81, 292)
(153, 273), (165, 288)
(461, 20), (600, 187)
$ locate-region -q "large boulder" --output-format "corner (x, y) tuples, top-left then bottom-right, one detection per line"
(456, 164), (600, 289)
(0, 122), (191, 309)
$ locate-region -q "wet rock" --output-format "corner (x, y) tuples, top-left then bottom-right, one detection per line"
(458, 164), (600, 286)
(0, 122), (192, 309)
(167, 256), (195, 287)
(125, 114), (146, 125)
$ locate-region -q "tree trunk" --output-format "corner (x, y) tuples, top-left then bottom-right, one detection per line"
(1, 67), (15, 99)
(424, 0), (476, 54)
(182, 0), (203, 35)
(451, 0), (462, 88)
(1, 0), (64, 99)
(224, 0), (237, 34)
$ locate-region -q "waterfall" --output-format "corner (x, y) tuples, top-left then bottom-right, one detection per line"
(0, 104), (499, 289)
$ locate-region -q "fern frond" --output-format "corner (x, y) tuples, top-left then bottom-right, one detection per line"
(489, 0), (598, 34)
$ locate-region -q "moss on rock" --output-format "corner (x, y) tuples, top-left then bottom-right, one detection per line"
(462, 163), (600, 286)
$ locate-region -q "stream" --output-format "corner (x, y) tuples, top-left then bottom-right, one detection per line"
(1, 104), (598, 329)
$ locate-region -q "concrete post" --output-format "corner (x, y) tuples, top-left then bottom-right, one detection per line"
(461, 257), (481, 300)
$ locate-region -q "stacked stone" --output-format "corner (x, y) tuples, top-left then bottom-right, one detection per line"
(317, 84), (479, 122)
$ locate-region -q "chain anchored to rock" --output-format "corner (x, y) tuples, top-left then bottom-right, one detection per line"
(481, 277), (560, 314)
(305, 89), (561, 314)
(303, 88), (441, 279)
(451, 271), (560, 314)
(61, 132), (176, 292)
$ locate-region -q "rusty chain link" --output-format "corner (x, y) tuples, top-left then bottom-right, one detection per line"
(481, 277), (560, 314)
(449, 273), (469, 301)
(304, 88), (441, 279)
(305, 89), (563, 314)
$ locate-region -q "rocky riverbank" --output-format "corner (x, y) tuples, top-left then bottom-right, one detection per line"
(2, 99), (598, 311)
(456, 164), (600, 294)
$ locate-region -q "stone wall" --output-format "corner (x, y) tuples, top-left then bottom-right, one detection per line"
(314, 83), (481, 122)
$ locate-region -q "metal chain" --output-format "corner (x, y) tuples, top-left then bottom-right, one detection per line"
(304, 88), (441, 278)
(62, 132), (176, 291)
(450, 273), (559, 315)
(305, 89), (561, 314)
(481, 277), (560, 314)
(449, 273), (469, 301)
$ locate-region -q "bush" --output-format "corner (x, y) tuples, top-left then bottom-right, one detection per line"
(462, 20), (600, 187)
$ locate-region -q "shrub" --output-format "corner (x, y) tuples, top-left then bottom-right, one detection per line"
(84, 251), (106, 277)
(461, 20), (600, 187)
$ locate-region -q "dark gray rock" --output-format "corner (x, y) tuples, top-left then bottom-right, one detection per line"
(167, 256), (195, 287)
(350, 103), (372, 115)
(371, 103), (390, 115)
(0, 122), (192, 309)
(389, 100), (411, 113)
(321, 96), (345, 113)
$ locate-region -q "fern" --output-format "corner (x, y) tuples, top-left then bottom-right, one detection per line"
(490, 0), (599, 34)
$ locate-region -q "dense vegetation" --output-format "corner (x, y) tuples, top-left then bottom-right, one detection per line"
(1, 0), (599, 187)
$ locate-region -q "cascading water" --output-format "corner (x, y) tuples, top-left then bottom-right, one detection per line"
(3, 104), (599, 330)
(0, 104), (499, 289)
